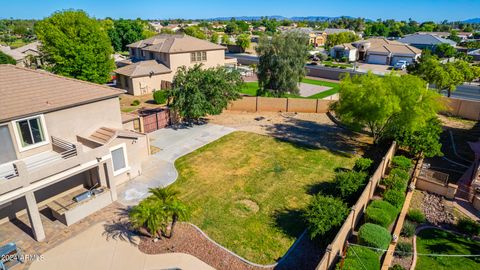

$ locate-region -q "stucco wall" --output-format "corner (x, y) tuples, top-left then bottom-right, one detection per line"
(168, 50), (226, 72)
(108, 135), (149, 186)
(227, 96), (334, 114)
(129, 73), (173, 96)
(9, 98), (123, 160)
(442, 97), (480, 121)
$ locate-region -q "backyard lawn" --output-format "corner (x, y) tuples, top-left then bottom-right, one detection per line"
(171, 131), (356, 264)
(240, 78), (340, 99)
(416, 228), (480, 270)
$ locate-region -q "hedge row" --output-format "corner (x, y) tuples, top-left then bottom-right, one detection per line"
(365, 200), (399, 228)
(358, 223), (392, 250)
(342, 246), (380, 270)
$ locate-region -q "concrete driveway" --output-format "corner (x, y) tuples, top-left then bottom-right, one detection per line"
(298, 82), (331, 97)
(117, 124), (235, 206)
(29, 222), (214, 270)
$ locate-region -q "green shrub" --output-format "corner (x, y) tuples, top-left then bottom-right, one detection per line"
(384, 189), (405, 209)
(365, 200), (398, 228)
(407, 209), (426, 223)
(391, 156), (413, 171)
(333, 171), (368, 203)
(342, 246), (380, 270)
(383, 169), (409, 191)
(131, 99), (140, 106)
(354, 158), (373, 172)
(389, 264), (406, 270)
(457, 217), (480, 236)
(153, 90), (168, 104)
(304, 195), (349, 239)
(401, 220), (416, 237)
(358, 223), (392, 250)
(395, 241), (412, 258)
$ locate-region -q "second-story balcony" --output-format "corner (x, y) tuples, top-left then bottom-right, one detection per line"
(0, 136), (109, 196)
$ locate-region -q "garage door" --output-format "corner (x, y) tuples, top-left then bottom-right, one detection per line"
(367, 54), (388, 65)
(391, 57), (414, 66)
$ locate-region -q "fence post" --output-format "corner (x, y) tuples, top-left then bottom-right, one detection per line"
(255, 96), (258, 112)
(326, 245), (333, 267)
(139, 116), (145, 133)
(368, 178), (375, 199)
(315, 99), (319, 113)
(350, 206), (357, 231)
(286, 98), (289, 112)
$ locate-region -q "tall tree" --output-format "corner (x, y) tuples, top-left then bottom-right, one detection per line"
(235, 34), (251, 51)
(168, 65), (243, 122)
(108, 19), (147, 51)
(256, 32), (309, 97)
(35, 10), (115, 84)
(334, 73), (442, 144)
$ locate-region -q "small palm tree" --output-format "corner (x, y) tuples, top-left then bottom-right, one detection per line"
(166, 199), (190, 238)
(129, 199), (166, 238)
(148, 187), (190, 238)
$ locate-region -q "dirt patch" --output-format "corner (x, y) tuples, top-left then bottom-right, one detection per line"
(232, 199), (260, 217)
(120, 93), (166, 113)
(207, 111), (371, 155)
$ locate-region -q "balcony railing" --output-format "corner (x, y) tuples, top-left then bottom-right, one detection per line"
(26, 137), (78, 171)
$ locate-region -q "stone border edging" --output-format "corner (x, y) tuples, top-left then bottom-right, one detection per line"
(186, 222), (308, 268)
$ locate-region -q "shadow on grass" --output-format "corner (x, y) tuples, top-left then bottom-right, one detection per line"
(273, 209), (306, 239)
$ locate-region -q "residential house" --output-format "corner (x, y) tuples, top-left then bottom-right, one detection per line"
(115, 34), (237, 96)
(468, 48), (480, 61)
(417, 31), (473, 40)
(330, 38), (421, 65)
(398, 33), (457, 50)
(0, 65), (150, 242)
(288, 28), (327, 47)
(323, 28), (356, 36)
(0, 41), (41, 67)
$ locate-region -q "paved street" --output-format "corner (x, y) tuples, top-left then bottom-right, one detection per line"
(449, 83), (480, 101)
(117, 124), (235, 206)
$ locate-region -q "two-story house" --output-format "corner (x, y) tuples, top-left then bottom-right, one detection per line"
(114, 34), (237, 96)
(0, 65), (150, 241)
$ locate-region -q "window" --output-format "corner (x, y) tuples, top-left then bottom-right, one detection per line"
(190, 51), (207, 62)
(13, 115), (49, 151)
(110, 143), (129, 176)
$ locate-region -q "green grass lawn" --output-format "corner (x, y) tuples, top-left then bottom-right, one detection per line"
(416, 228), (480, 270)
(240, 78), (339, 99)
(322, 60), (353, 68)
(171, 131), (355, 264)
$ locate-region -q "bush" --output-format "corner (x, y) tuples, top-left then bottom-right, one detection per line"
(407, 209), (426, 223)
(457, 217), (480, 236)
(333, 171), (367, 203)
(395, 241), (412, 258)
(390, 264), (406, 270)
(358, 223), (392, 250)
(304, 195), (349, 239)
(401, 220), (416, 237)
(391, 156), (413, 171)
(383, 169), (409, 192)
(365, 200), (398, 228)
(153, 90), (168, 104)
(354, 158), (373, 172)
(131, 99), (141, 106)
(342, 246), (380, 270)
(384, 189), (405, 209)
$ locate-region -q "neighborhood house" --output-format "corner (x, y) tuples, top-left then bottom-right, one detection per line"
(115, 34), (237, 95)
(331, 38), (422, 65)
(398, 33), (457, 50)
(0, 65), (150, 242)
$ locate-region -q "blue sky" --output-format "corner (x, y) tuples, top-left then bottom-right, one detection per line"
(1, 0), (479, 22)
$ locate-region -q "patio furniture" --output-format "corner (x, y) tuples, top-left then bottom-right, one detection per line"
(0, 242), (24, 270)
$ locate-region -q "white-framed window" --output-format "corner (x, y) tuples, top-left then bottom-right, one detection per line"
(190, 51), (207, 62)
(12, 114), (49, 152)
(109, 143), (129, 176)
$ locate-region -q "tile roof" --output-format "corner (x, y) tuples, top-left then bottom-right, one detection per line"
(127, 34), (226, 54)
(398, 34), (457, 46)
(114, 60), (172, 77)
(323, 28), (355, 35)
(358, 38), (421, 55)
(0, 45), (25, 61)
(0, 65), (122, 123)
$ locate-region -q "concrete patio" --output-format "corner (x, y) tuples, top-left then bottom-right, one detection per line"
(117, 123), (235, 206)
(29, 222), (214, 270)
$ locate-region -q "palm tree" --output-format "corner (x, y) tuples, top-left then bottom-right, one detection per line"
(148, 187), (190, 238)
(166, 199), (190, 238)
(129, 200), (166, 238)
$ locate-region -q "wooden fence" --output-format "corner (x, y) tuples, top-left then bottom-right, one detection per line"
(138, 108), (170, 133)
(316, 142), (397, 270)
(228, 96), (334, 113)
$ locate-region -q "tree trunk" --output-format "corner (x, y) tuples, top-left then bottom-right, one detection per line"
(170, 214), (178, 238)
(447, 89), (451, 97)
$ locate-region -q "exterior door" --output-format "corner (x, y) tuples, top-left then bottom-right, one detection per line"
(0, 125), (17, 164)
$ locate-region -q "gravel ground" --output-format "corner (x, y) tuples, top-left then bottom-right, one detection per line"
(138, 223), (323, 270)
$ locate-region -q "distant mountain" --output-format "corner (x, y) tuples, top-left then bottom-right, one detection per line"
(206, 15), (353, 21)
(464, 18), (480, 23)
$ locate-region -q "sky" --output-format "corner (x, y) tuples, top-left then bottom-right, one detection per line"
(1, 0), (479, 22)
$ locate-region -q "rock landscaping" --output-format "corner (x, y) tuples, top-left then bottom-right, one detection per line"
(421, 193), (455, 225)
